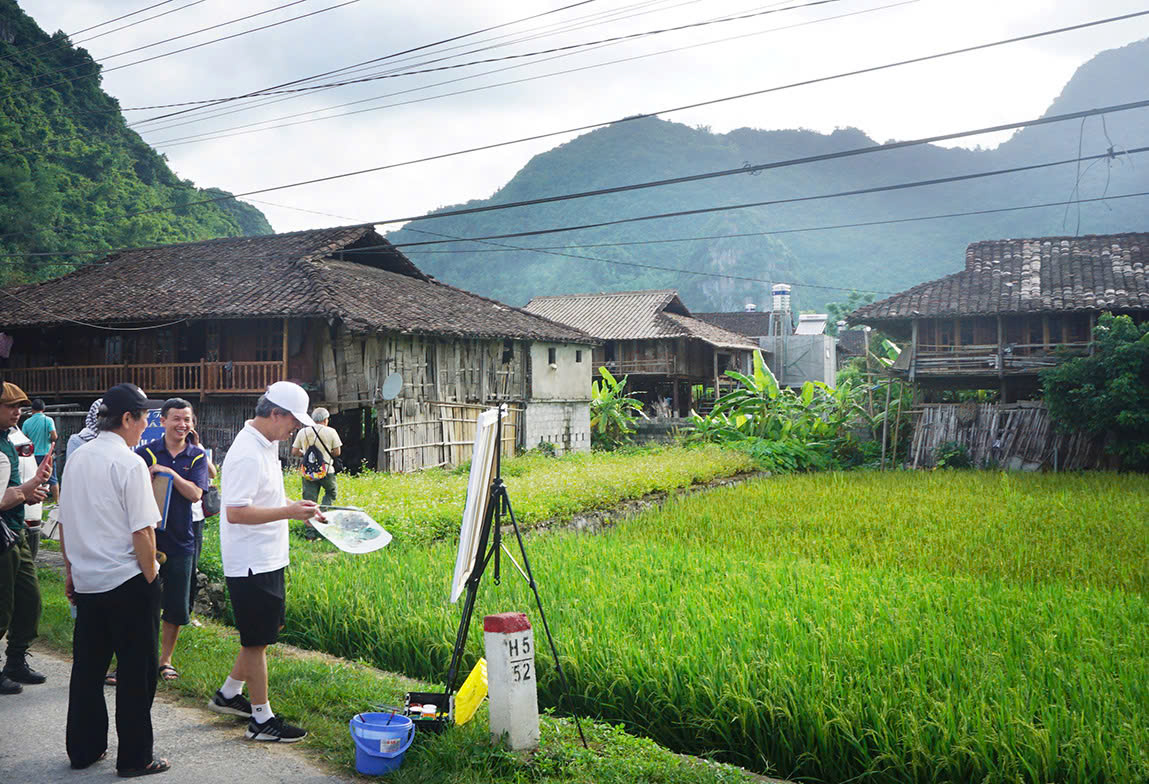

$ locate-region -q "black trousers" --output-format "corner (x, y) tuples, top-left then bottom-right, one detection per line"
(67, 572), (161, 771)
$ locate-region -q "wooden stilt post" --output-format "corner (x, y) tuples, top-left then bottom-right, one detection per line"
(281, 318), (289, 382)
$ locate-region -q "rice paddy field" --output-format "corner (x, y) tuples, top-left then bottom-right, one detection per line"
(304, 444), (756, 544)
(217, 469), (1148, 783)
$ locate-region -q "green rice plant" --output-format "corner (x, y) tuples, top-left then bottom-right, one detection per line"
(286, 445), (756, 545)
(271, 471), (1148, 784)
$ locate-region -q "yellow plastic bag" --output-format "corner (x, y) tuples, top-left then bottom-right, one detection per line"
(454, 658), (488, 726)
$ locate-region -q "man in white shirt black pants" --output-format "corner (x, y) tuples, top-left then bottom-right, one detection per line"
(206, 382), (322, 743)
(59, 384), (170, 777)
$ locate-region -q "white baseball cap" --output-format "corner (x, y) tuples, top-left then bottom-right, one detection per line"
(264, 381), (316, 428)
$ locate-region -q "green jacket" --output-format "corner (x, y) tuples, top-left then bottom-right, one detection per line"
(0, 431), (24, 531)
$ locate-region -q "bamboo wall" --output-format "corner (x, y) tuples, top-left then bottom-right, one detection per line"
(907, 402), (1103, 470)
(317, 327), (531, 471)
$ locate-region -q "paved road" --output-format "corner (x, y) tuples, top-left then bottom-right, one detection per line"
(0, 650), (352, 783)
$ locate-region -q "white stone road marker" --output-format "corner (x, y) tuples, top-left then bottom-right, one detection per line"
(483, 611), (539, 750)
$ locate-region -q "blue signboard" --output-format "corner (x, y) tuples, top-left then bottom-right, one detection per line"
(141, 409), (164, 444)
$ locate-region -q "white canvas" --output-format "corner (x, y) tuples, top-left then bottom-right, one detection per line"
(450, 406), (502, 603)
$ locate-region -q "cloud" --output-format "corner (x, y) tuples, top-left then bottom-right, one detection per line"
(17, 0), (1149, 232)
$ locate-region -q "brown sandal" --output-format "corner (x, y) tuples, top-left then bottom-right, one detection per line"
(158, 664), (180, 681)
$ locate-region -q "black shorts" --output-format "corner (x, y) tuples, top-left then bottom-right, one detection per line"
(159, 553), (194, 627)
(226, 567), (286, 647)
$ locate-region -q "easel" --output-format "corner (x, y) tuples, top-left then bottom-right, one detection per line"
(443, 406), (588, 748)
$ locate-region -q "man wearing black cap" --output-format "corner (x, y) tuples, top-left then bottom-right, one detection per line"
(58, 384), (170, 777)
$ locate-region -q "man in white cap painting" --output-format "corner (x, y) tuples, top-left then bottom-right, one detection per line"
(206, 381), (324, 742)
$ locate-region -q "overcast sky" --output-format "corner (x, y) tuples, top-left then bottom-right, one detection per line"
(17, 0), (1149, 233)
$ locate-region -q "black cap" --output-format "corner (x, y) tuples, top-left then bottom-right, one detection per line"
(101, 383), (164, 417)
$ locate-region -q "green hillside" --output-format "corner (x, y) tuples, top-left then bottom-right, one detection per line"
(0, 0), (272, 285)
(391, 38), (1149, 311)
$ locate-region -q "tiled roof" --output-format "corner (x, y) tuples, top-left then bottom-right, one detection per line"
(0, 226), (593, 343)
(524, 290), (758, 350)
(850, 234), (1149, 324)
(836, 329), (868, 356)
(311, 260), (594, 342)
(692, 311), (776, 337)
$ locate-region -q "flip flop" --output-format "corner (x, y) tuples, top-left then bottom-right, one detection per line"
(158, 664), (180, 681)
(104, 670), (117, 687)
(117, 758), (170, 778)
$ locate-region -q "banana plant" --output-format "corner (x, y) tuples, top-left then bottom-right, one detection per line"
(590, 367), (646, 449)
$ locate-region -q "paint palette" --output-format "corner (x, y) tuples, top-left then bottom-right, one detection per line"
(308, 508), (392, 554)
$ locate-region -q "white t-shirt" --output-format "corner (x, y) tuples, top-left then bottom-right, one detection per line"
(58, 431), (160, 594)
(220, 421), (289, 578)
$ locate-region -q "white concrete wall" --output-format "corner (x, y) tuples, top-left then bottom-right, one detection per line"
(528, 342), (592, 401)
(523, 401), (590, 454)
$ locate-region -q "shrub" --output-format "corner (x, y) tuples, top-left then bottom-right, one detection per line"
(1041, 313), (1149, 470)
(935, 440), (972, 469)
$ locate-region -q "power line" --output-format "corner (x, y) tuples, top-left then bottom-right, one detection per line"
(0, 0), (623, 159)
(248, 198), (883, 292)
(143, 1), (912, 149)
(367, 100), (1149, 232)
(398, 225), (897, 294)
(353, 145), (1149, 249)
(397, 190), (1149, 252)
(0, 0), (188, 63)
(3, 94), (1146, 247)
(12, 186), (1145, 263)
(1, 0), (359, 101)
(120, 0), (606, 125)
(5, 0), (319, 90)
(131, 0), (737, 137)
(71, 1), (208, 47)
(121, 0), (853, 118)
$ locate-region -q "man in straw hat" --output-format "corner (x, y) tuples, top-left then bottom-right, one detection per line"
(0, 381), (53, 696)
(59, 383), (170, 776)
(207, 381), (323, 743)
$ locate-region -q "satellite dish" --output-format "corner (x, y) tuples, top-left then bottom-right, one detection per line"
(380, 372), (403, 401)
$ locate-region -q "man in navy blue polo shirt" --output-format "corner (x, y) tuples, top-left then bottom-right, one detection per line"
(136, 398), (209, 682)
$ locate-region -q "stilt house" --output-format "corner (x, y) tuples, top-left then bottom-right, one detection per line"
(847, 233), (1149, 401)
(0, 226), (594, 470)
(524, 290), (756, 417)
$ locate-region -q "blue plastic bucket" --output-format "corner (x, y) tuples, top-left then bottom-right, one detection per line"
(349, 712), (415, 775)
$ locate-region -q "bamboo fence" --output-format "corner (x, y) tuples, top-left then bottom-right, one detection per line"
(907, 402), (1103, 470)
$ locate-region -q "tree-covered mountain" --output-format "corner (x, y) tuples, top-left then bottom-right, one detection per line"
(0, 0), (272, 285)
(390, 38), (1149, 312)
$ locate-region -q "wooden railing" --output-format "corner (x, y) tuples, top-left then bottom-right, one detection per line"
(593, 357), (678, 375)
(913, 342), (1093, 375)
(7, 361), (286, 396)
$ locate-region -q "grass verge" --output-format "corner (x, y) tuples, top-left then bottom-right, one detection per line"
(35, 569), (756, 783)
